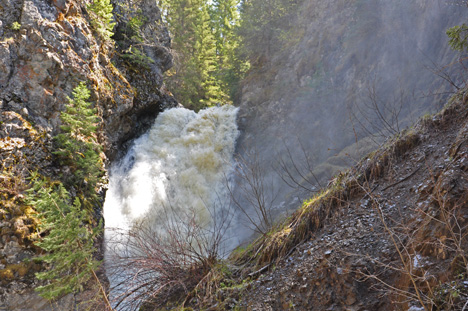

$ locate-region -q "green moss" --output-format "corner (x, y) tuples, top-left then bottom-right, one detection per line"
(8, 263), (28, 277)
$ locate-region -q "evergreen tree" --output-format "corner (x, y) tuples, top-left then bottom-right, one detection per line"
(158, 0), (244, 109)
(54, 82), (103, 200)
(238, 0), (303, 63)
(26, 174), (101, 300)
(447, 24), (468, 52)
(58, 82), (97, 140)
(212, 0), (249, 100)
(196, 3), (228, 107)
(159, 0), (203, 108)
(25, 83), (110, 305)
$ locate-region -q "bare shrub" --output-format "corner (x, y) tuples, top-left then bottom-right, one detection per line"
(105, 201), (231, 311)
(226, 149), (277, 235)
(349, 81), (409, 144)
(226, 141), (324, 237)
(358, 184), (432, 310)
(421, 49), (468, 96)
(274, 138), (323, 194)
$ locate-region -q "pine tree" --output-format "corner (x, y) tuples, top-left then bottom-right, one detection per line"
(447, 24), (468, 52)
(212, 0), (249, 100)
(58, 82), (97, 140)
(25, 83), (110, 305)
(54, 82), (102, 198)
(239, 0), (302, 63)
(158, 0), (243, 109)
(27, 174), (102, 300)
(159, 0), (203, 108)
(196, 3), (228, 107)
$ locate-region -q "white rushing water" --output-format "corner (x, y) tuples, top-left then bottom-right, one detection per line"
(103, 105), (239, 308)
(104, 105), (239, 231)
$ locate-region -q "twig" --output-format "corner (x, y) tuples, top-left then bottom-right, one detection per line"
(362, 184), (379, 199)
(462, 299), (468, 311)
(248, 264), (271, 277)
(360, 184), (429, 311)
(381, 166), (421, 191)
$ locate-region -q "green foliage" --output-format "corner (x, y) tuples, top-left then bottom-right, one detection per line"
(159, 0), (305, 107)
(121, 45), (155, 69)
(54, 82), (103, 199)
(25, 82), (105, 300)
(211, 0), (250, 101)
(196, 3), (228, 107)
(447, 24), (468, 52)
(113, 7), (155, 69)
(10, 22), (21, 31)
(87, 0), (115, 40)
(127, 16), (145, 42)
(58, 83), (97, 139)
(26, 173), (101, 300)
(158, 0), (246, 109)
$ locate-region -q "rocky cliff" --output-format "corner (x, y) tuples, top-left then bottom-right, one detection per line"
(0, 0), (176, 309)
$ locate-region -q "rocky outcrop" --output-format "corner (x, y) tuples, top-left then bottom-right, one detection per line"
(111, 0), (178, 151)
(0, 0), (177, 309)
(0, 0), (177, 160)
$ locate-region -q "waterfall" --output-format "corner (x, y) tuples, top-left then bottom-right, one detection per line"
(103, 105), (239, 309)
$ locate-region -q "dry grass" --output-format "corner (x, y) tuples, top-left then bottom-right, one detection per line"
(232, 171), (358, 268)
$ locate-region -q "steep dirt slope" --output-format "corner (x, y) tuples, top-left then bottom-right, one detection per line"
(189, 91), (468, 310)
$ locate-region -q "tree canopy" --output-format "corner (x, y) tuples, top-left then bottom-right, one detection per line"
(155, 0), (304, 109)
(157, 0), (249, 110)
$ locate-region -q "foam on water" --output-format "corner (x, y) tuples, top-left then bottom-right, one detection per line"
(103, 105), (239, 308)
(104, 105), (239, 231)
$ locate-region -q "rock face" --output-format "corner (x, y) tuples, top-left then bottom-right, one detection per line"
(0, 0), (177, 309)
(111, 0), (178, 152)
(0, 0), (177, 160)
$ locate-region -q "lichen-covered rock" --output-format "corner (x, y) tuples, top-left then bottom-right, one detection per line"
(111, 0), (178, 149)
(0, 284), (76, 311)
(0, 0), (177, 160)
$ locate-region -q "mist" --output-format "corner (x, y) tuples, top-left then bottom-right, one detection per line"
(234, 0), (467, 225)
